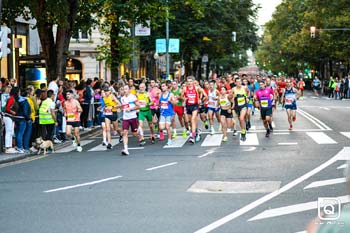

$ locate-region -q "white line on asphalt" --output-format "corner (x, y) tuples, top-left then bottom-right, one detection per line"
(240, 133), (259, 146)
(298, 108), (332, 130)
(201, 134), (223, 147)
(337, 163), (348, 170)
(242, 147), (256, 152)
(164, 136), (189, 148)
(198, 149), (216, 158)
(278, 142), (298, 145)
(306, 132), (337, 144)
(248, 195), (350, 221)
(128, 147), (145, 150)
(294, 231), (307, 233)
(320, 107), (330, 111)
(193, 147), (346, 233)
(88, 139), (119, 152)
(273, 132), (290, 135)
(56, 140), (94, 153)
(146, 162), (178, 171)
(44, 176), (123, 193)
(304, 177), (347, 190)
(340, 132), (350, 140)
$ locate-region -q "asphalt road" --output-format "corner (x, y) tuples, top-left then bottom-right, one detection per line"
(0, 92), (349, 233)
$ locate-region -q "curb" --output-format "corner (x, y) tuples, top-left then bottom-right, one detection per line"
(0, 154), (27, 164)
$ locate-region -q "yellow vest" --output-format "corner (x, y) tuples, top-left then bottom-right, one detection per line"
(39, 98), (55, 124)
(27, 97), (35, 122)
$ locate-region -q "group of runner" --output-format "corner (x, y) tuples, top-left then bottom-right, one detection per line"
(65, 74), (301, 155)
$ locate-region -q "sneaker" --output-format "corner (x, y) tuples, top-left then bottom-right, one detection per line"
(222, 136), (228, 142)
(182, 130), (187, 138)
(289, 124), (293, 130)
(204, 120), (209, 129)
(210, 128), (215, 135)
(166, 139), (172, 146)
(227, 128), (232, 132)
(159, 132), (164, 141)
(265, 129), (270, 137)
(189, 137), (195, 144)
(241, 133), (246, 142)
(172, 132), (177, 138)
(121, 149), (129, 156)
(107, 143), (112, 149)
(16, 148), (25, 154)
(102, 141), (107, 146)
(293, 116), (296, 122)
(139, 138), (146, 146)
(119, 136), (123, 143)
(195, 134), (201, 142)
(233, 130), (238, 136)
(151, 136), (156, 144)
(53, 137), (62, 144)
(5, 148), (18, 154)
(76, 146), (83, 152)
(29, 147), (38, 153)
(72, 139), (77, 148)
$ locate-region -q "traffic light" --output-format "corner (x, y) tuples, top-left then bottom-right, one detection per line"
(0, 26), (11, 58)
(310, 26), (316, 38)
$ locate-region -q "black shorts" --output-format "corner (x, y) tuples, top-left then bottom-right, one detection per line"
(199, 104), (208, 114)
(235, 104), (247, 117)
(186, 104), (199, 115)
(220, 109), (233, 118)
(105, 112), (118, 122)
(151, 108), (160, 119)
(67, 121), (81, 128)
(260, 107), (273, 120)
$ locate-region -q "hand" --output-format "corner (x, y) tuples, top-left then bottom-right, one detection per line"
(55, 122), (58, 126)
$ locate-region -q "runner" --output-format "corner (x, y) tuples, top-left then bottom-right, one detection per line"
(120, 85), (140, 155)
(265, 76), (277, 131)
(254, 80), (275, 138)
(64, 89), (83, 152)
(232, 77), (250, 141)
(148, 80), (161, 136)
(297, 78), (305, 98)
(136, 83), (155, 145)
(103, 85), (122, 149)
(244, 78), (254, 131)
(198, 80), (209, 130)
(218, 86), (234, 142)
(207, 80), (220, 135)
(282, 79), (301, 130)
(159, 82), (177, 146)
(171, 80), (187, 138)
(98, 89), (107, 146)
(181, 76), (207, 144)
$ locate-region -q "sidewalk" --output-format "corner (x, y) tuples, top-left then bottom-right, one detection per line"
(0, 127), (100, 165)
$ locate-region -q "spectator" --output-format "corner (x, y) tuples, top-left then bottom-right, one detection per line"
(48, 76), (59, 101)
(39, 90), (57, 141)
(16, 89), (32, 153)
(2, 86), (17, 153)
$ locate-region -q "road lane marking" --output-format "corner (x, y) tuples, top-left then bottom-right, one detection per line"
(128, 147), (145, 150)
(44, 176), (123, 193)
(340, 132), (350, 140)
(248, 195), (350, 221)
(201, 134), (223, 147)
(306, 132), (337, 144)
(337, 163), (348, 170)
(146, 162), (178, 171)
(273, 132), (290, 135)
(164, 136), (189, 148)
(320, 107), (330, 111)
(193, 148), (346, 233)
(240, 133), (259, 146)
(278, 142), (298, 145)
(298, 108), (332, 130)
(56, 140), (94, 153)
(198, 149), (216, 158)
(304, 177), (347, 189)
(88, 139), (119, 151)
(242, 147), (256, 152)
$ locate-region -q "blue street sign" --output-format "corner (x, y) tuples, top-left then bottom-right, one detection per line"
(156, 38), (180, 53)
(156, 39), (166, 53)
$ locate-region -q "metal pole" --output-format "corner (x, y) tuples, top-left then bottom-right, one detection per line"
(165, 0), (170, 80)
(132, 22), (137, 79)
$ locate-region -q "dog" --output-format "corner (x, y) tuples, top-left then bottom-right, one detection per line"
(35, 137), (54, 155)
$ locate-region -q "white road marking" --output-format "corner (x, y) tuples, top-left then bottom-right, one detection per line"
(198, 149), (216, 158)
(88, 139), (119, 152)
(273, 132), (290, 135)
(164, 136), (189, 148)
(337, 147), (350, 160)
(193, 148), (346, 233)
(55, 140), (94, 153)
(242, 146), (256, 152)
(320, 107), (330, 111)
(298, 108), (332, 130)
(306, 132), (337, 144)
(337, 163), (348, 170)
(294, 231), (307, 233)
(146, 162), (178, 171)
(340, 132), (350, 140)
(278, 142), (298, 145)
(240, 133), (259, 146)
(248, 195), (350, 221)
(44, 176), (123, 193)
(201, 134), (223, 147)
(128, 147), (145, 150)
(304, 177), (347, 190)
(250, 126), (256, 130)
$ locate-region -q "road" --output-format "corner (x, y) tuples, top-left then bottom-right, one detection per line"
(1, 93), (349, 233)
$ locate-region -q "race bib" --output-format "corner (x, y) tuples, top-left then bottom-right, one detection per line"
(208, 101), (215, 106)
(139, 100), (147, 108)
(161, 102), (168, 109)
(237, 97), (245, 106)
(123, 104), (130, 110)
(219, 99), (227, 106)
(67, 113), (75, 120)
(260, 100), (269, 108)
(285, 98), (293, 105)
(104, 107), (113, 115)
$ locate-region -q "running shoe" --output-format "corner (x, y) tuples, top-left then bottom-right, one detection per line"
(139, 138), (146, 146)
(151, 136), (156, 144)
(189, 136), (195, 144)
(289, 124), (293, 130)
(121, 149), (129, 156)
(222, 136), (228, 142)
(72, 139), (77, 148)
(182, 130), (187, 138)
(241, 133), (246, 142)
(204, 120), (209, 129)
(107, 143), (112, 149)
(76, 146), (83, 152)
(102, 141), (107, 146)
(265, 129), (270, 137)
(210, 127), (215, 135)
(172, 132), (177, 138)
(159, 131), (164, 141)
(119, 136), (123, 143)
(233, 130), (238, 136)
(166, 139), (172, 146)
(195, 134), (201, 142)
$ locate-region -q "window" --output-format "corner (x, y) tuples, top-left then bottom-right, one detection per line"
(71, 30), (90, 41)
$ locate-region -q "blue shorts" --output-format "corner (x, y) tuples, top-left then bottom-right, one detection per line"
(284, 104), (297, 110)
(247, 103), (253, 109)
(207, 107), (220, 113)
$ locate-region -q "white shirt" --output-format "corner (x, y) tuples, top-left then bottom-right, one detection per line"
(48, 81), (59, 101)
(121, 94), (137, 120)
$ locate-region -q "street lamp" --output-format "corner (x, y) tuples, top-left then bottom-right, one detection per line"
(310, 26), (316, 38)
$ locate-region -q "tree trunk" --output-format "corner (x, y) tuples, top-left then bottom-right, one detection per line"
(110, 22), (120, 82)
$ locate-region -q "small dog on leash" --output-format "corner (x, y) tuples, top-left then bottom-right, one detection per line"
(35, 137), (54, 155)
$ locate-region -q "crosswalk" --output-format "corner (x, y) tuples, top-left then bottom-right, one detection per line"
(55, 130), (350, 153)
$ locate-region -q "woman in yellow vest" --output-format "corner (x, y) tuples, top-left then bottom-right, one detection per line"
(39, 90), (57, 141)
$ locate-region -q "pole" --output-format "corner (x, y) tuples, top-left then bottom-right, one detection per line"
(165, 0), (170, 80)
(132, 22), (137, 79)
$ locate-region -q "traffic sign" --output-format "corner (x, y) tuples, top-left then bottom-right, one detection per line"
(155, 38), (180, 53)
